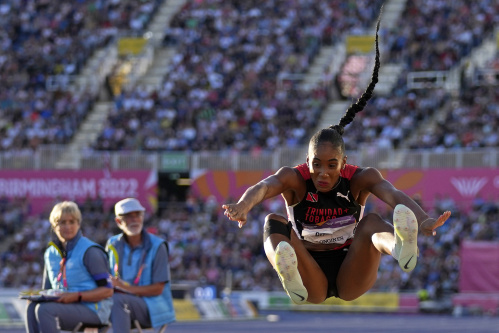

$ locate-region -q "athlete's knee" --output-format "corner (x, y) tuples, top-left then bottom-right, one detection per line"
(337, 290), (362, 302)
(263, 215), (291, 242)
(265, 213), (287, 223)
(361, 212), (382, 222)
(356, 213), (385, 233)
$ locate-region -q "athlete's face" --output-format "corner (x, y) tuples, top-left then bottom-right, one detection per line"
(307, 142), (346, 192)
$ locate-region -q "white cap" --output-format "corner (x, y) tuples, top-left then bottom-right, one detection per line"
(115, 198), (145, 216)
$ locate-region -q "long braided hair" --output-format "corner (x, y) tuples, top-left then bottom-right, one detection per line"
(310, 14), (382, 156)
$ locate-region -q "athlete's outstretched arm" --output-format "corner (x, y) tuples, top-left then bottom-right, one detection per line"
(222, 167), (299, 228)
(357, 167), (451, 236)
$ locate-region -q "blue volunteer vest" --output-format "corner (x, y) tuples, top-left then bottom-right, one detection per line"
(45, 234), (112, 323)
(106, 231), (175, 327)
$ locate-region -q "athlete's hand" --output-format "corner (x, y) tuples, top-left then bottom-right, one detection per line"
(222, 203), (248, 228)
(420, 211), (451, 236)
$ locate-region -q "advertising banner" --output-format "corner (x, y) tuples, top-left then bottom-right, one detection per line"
(458, 240), (499, 292)
(117, 37), (147, 56)
(190, 170), (273, 203)
(346, 35), (376, 54)
(377, 168), (498, 211)
(190, 168), (499, 211)
(0, 170), (157, 215)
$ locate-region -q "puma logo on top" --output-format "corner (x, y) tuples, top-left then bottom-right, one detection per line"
(337, 191), (350, 202)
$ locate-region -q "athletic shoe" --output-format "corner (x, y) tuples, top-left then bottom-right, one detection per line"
(275, 241), (308, 304)
(392, 204), (419, 272)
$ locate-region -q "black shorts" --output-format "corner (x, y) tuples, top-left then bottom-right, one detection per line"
(309, 245), (350, 299)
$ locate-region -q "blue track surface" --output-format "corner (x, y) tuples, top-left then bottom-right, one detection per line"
(4, 310), (499, 333)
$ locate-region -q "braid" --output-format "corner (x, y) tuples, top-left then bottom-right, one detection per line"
(309, 9), (383, 156)
(330, 15), (382, 136)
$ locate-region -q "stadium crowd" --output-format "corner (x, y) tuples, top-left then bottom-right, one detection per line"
(92, 0), (384, 152)
(0, 0), (163, 151)
(92, 0), (499, 153)
(0, 0), (496, 152)
(385, 0), (497, 71)
(342, 0), (498, 150)
(407, 71), (499, 149)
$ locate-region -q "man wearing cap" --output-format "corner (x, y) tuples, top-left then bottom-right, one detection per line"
(106, 198), (175, 332)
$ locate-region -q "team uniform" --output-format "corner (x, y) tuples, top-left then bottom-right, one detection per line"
(286, 163), (364, 298)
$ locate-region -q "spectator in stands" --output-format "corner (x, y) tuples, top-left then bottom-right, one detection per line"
(25, 201), (113, 333)
(222, 23), (451, 305)
(106, 198), (175, 332)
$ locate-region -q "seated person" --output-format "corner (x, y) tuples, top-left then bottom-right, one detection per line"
(25, 201), (113, 332)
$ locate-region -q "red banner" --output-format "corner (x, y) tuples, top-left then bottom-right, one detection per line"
(0, 170), (157, 215)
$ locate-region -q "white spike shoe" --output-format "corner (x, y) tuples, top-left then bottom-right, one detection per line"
(275, 242), (308, 304)
(392, 204), (419, 272)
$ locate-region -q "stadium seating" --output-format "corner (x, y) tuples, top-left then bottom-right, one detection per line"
(92, 0), (385, 152)
(0, 0), (164, 151)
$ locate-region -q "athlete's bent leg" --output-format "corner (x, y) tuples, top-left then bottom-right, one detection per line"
(263, 214), (328, 304)
(336, 213), (394, 301)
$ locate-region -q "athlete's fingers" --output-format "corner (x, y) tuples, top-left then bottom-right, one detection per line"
(223, 204), (236, 220)
(430, 211), (451, 236)
(435, 211), (451, 227)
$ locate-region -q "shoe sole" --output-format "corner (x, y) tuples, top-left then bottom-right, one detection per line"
(275, 242), (308, 304)
(393, 204), (419, 272)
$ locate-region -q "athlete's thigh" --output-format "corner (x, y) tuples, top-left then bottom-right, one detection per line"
(335, 218), (386, 301)
(289, 230), (328, 302)
(265, 214), (328, 302)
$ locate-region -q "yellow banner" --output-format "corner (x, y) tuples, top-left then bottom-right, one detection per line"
(346, 35), (376, 54)
(117, 37), (147, 56)
(173, 299), (201, 321)
(295, 292), (400, 312)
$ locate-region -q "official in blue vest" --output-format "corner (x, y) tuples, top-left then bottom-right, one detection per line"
(25, 201), (113, 333)
(106, 198), (175, 332)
